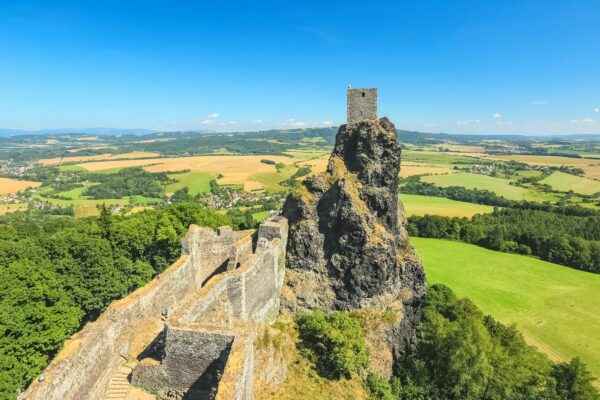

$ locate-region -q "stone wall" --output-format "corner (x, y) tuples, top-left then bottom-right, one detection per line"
(347, 87), (378, 123)
(20, 217), (288, 400)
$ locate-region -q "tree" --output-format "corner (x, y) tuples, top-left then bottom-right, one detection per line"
(296, 310), (369, 379)
(98, 204), (112, 240)
(552, 358), (600, 400)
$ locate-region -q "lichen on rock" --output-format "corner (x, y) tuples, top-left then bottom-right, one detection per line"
(281, 117), (427, 359)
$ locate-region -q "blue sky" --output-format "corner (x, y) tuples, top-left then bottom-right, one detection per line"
(1, 0), (599, 134)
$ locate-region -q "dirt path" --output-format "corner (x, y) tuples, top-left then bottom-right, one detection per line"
(522, 333), (600, 390)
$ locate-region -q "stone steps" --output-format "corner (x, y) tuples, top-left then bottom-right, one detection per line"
(105, 366), (133, 400)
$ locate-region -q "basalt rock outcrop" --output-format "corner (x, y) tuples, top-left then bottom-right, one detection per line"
(282, 117), (427, 356)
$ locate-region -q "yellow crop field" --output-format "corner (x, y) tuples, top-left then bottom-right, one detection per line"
(67, 146), (109, 153)
(39, 151), (161, 165)
(400, 163), (456, 177)
(243, 181), (263, 191)
(298, 156), (455, 177)
(428, 144), (486, 153)
(298, 156), (329, 174)
(0, 178), (42, 194)
(78, 155), (297, 188)
(490, 154), (595, 166)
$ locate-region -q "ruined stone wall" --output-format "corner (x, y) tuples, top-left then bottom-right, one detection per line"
(130, 217), (288, 399)
(347, 87), (378, 123)
(19, 224), (264, 400)
(173, 216), (288, 326)
(131, 327), (234, 399)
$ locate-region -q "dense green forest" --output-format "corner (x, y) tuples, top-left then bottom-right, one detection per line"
(364, 285), (599, 399)
(407, 209), (600, 273)
(0, 204), (230, 399)
(82, 167), (171, 199)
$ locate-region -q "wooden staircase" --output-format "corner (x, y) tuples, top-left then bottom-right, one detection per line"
(105, 365), (133, 400)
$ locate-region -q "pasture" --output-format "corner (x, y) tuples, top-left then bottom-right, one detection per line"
(0, 177), (41, 194)
(421, 172), (558, 202)
(248, 164), (298, 192)
(402, 151), (481, 166)
(0, 203), (28, 215)
(540, 171), (600, 195)
(400, 194), (494, 217)
(413, 238), (600, 382)
(166, 171), (216, 196)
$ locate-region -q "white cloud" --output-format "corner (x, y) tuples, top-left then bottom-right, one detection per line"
(496, 121), (514, 126)
(456, 119), (481, 126)
(531, 100), (548, 105)
(594, 108), (600, 113)
(493, 113), (502, 119)
(206, 112), (220, 119)
(569, 118), (595, 124)
(253, 119), (264, 124)
(284, 118), (307, 128)
(228, 121), (239, 125)
(321, 120), (334, 127)
(201, 119), (215, 125)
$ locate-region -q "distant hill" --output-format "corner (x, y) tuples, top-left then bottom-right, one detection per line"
(1, 126), (599, 141)
(0, 128), (162, 137)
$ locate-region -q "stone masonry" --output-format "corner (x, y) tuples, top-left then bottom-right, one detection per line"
(347, 87), (378, 123)
(20, 216), (288, 400)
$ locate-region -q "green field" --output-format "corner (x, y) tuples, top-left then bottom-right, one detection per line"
(249, 164), (298, 192)
(166, 171), (216, 196)
(402, 151), (481, 166)
(58, 164), (86, 172)
(412, 238), (600, 382)
(251, 210), (270, 222)
(400, 194), (494, 217)
(540, 171), (600, 195)
(422, 172), (558, 202)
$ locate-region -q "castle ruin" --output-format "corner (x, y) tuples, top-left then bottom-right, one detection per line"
(21, 217), (288, 400)
(347, 87), (378, 123)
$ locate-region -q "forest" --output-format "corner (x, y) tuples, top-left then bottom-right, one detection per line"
(82, 167), (172, 199)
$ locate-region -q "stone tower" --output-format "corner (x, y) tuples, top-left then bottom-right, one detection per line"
(347, 87), (377, 123)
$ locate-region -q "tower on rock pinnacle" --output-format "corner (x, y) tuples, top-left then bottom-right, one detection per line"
(347, 86), (378, 123)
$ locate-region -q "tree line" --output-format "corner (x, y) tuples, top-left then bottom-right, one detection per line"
(407, 208), (600, 273)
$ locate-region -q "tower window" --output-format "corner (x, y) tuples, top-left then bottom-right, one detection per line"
(362, 92), (365, 97)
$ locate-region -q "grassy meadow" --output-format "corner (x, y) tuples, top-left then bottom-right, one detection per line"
(0, 203), (28, 215)
(412, 238), (600, 382)
(540, 171), (600, 195)
(421, 172), (559, 202)
(166, 171), (217, 196)
(400, 194), (494, 217)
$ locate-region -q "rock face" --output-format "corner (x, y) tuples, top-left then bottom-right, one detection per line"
(282, 117), (426, 355)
